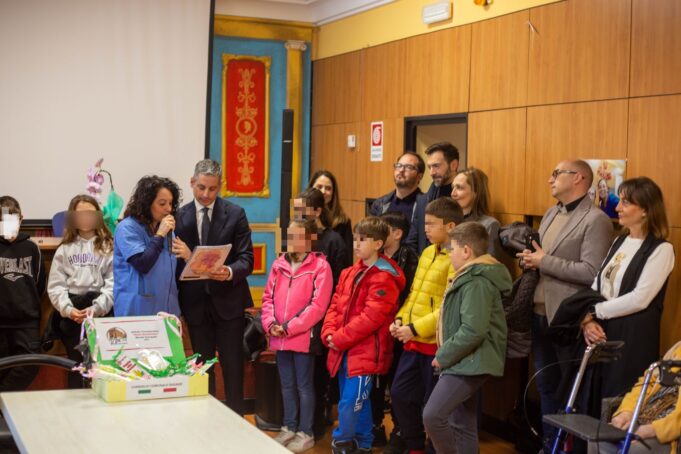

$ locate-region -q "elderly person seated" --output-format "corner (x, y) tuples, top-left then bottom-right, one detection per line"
(590, 340), (681, 454)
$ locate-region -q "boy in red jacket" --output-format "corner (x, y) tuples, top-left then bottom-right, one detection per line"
(322, 216), (406, 453)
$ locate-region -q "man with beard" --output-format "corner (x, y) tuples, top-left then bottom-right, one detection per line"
(370, 152), (425, 225)
(406, 142), (459, 254)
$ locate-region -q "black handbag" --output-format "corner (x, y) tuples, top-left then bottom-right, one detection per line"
(499, 221), (536, 257)
(243, 311), (267, 361)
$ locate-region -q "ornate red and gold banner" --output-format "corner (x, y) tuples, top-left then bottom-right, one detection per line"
(222, 54), (271, 197)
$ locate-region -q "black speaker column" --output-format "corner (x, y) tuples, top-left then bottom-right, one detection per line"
(280, 109), (294, 230)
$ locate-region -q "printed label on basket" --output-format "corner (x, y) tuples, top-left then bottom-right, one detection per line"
(125, 376), (190, 401)
(92, 317), (173, 361)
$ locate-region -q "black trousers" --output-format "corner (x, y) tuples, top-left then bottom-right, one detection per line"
(0, 324), (40, 392)
(390, 350), (439, 451)
(60, 321), (89, 389)
(187, 302), (245, 415)
(370, 339), (403, 427)
(59, 292), (102, 389)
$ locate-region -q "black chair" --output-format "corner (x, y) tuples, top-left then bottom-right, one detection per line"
(0, 355), (78, 450)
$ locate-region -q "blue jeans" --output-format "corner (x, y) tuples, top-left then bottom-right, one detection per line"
(333, 355), (374, 449)
(532, 313), (572, 448)
(276, 350), (316, 435)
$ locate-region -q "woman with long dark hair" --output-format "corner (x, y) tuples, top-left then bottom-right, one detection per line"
(308, 170), (352, 264)
(582, 176), (675, 400)
(113, 175), (185, 316)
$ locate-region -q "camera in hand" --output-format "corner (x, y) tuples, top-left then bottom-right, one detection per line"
(525, 232), (541, 252)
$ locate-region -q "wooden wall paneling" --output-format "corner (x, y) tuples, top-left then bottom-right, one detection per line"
(468, 108), (527, 215)
(525, 100), (629, 216)
(361, 40), (406, 121)
(495, 213), (526, 226)
(357, 117), (405, 202)
(661, 228), (681, 353)
(527, 0), (631, 105)
(311, 58), (332, 126)
(312, 51), (362, 126)
(470, 11), (529, 112)
(403, 25), (471, 117)
(660, 228), (681, 352)
(630, 0), (681, 97)
(310, 122), (362, 196)
(627, 95), (681, 227)
(341, 199), (366, 228)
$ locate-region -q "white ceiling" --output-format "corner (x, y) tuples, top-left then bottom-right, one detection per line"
(215, 0), (395, 25)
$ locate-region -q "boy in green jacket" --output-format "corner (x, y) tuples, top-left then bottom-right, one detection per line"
(423, 222), (511, 454)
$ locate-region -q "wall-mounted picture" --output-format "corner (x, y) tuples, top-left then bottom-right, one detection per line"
(585, 159), (627, 219)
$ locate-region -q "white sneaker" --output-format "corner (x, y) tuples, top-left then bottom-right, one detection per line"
(273, 427), (296, 446)
(286, 432), (314, 453)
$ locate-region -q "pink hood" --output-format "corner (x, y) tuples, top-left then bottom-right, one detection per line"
(260, 252), (333, 353)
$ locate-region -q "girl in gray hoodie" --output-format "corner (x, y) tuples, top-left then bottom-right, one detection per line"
(47, 195), (113, 388)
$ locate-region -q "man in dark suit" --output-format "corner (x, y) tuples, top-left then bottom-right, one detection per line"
(174, 159), (254, 415)
(405, 142), (459, 254)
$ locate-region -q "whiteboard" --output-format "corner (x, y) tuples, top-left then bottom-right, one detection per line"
(0, 0), (212, 220)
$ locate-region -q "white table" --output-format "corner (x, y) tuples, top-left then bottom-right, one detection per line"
(0, 389), (288, 453)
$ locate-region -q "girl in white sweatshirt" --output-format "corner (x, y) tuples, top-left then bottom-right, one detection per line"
(48, 194), (113, 388)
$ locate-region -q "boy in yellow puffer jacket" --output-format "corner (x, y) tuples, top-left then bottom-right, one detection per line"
(389, 197), (463, 454)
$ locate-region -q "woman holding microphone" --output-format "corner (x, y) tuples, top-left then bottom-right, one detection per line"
(113, 175), (189, 316)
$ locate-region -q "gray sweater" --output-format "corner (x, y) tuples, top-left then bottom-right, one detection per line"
(47, 236), (113, 317)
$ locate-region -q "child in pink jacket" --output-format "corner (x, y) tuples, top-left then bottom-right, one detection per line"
(261, 218), (333, 452)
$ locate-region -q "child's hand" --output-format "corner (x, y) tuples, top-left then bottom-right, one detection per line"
(270, 325), (285, 337)
(69, 308), (86, 324)
(432, 358), (441, 369)
(389, 321), (401, 337)
(394, 325), (415, 343)
(326, 335), (338, 350)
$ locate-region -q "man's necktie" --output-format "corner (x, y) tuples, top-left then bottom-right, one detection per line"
(201, 207), (210, 245)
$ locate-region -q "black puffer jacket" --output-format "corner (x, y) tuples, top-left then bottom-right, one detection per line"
(391, 245), (419, 309)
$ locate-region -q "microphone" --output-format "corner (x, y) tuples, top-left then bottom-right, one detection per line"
(165, 214), (175, 253)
